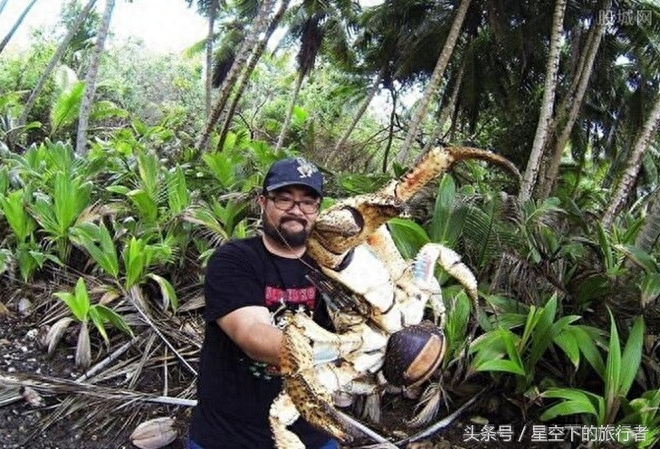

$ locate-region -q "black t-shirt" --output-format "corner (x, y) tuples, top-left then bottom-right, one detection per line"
(189, 236), (334, 448)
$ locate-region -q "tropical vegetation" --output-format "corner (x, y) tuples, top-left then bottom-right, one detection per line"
(1, 0), (660, 447)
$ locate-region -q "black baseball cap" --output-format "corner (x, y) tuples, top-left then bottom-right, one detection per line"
(263, 157), (323, 197)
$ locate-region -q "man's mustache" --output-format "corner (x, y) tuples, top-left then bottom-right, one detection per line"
(280, 217), (307, 226)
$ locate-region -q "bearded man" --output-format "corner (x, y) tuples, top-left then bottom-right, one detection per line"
(188, 157), (338, 449)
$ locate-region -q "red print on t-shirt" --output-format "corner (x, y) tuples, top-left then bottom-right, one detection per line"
(264, 286), (316, 309)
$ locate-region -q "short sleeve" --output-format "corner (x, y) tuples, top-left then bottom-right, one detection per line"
(203, 242), (265, 323)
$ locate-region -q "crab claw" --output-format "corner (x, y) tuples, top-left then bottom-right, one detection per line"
(276, 313), (367, 445)
(307, 146), (521, 271)
(308, 195), (405, 269)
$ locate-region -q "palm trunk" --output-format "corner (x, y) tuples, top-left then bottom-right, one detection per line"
(635, 189), (660, 253)
(382, 87), (398, 172)
(333, 69), (385, 153)
(275, 72), (305, 151)
(422, 58), (465, 154)
(518, 0), (567, 203)
(76, 0), (115, 156)
(19, 0), (97, 128)
(215, 0), (289, 152)
(196, 0), (276, 153)
(205, 1), (218, 118)
(0, 0), (38, 55)
(396, 0), (472, 164)
(0, 0), (10, 16)
(603, 94), (660, 229)
(538, 0), (610, 199)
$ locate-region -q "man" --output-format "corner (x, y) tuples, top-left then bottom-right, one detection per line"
(188, 157), (337, 448)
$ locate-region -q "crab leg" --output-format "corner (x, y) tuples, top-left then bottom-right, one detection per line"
(270, 392), (305, 449)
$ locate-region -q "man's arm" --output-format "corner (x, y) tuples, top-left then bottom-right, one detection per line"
(218, 305), (283, 366)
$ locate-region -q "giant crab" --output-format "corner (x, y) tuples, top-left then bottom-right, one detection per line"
(269, 147), (519, 448)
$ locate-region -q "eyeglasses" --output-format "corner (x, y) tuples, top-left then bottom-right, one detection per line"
(266, 195), (321, 214)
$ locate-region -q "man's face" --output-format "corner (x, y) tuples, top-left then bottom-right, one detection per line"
(259, 186), (321, 248)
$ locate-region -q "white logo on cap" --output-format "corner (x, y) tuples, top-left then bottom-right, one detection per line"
(296, 158), (317, 178)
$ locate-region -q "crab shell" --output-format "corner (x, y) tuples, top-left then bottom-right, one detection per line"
(382, 321), (446, 388)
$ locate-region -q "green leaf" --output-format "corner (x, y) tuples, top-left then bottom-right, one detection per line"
(147, 273), (179, 312)
(541, 388), (601, 420)
(166, 166), (190, 215)
(388, 218), (430, 260)
(527, 295), (559, 364)
(106, 185), (130, 195)
(31, 194), (59, 234)
(444, 291), (471, 354)
(90, 100), (129, 121)
(0, 249), (11, 274)
(127, 189), (158, 223)
(604, 310), (622, 412)
(70, 222), (119, 279)
(541, 399), (599, 421)
(639, 273), (660, 307)
(182, 206), (229, 238)
(596, 223), (615, 272)
(136, 149), (161, 197)
(470, 329), (525, 375)
(428, 175), (467, 246)
(87, 307), (110, 344)
(94, 304), (134, 337)
(475, 359), (526, 375)
(15, 243), (59, 282)
(50, 80), (84, 135)
(553, 328), (581, 368)
(0, 167), (9, 196)
(123, 237), (146, 289)
(203, 152), (237, 188)
(53, 172), (92, 234)
(573, 273), (610, 305)
(54, 278), (90, 323)
(619, 316), (644, 397)
(574, 325), (606, 378)
(615, 244), (660, 274)
(0, 189), (37, 241)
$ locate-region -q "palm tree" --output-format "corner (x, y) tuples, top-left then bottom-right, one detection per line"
(275, 12), (323, 151)
(396, 0), (472, 165)
(204, 1), (219, 118)
(274, 0), (356, 151)
(185, 0), (221, 118)
(422, 58), (465, 153)
(216, 0), (290, 151)
(333, 69), (384, 153)
(0, 0), (39, 55)
(635, 188), (660, 253)
(603, 92), (660, 229)
(18, 0), (98, 129)
(518, 0), (567, 203)
(196, 0), (275, 152)
(537, 0), (611, 199)
(76, 0), (114, 156)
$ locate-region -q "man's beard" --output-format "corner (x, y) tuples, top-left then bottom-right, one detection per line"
(262, 214), (309, 248)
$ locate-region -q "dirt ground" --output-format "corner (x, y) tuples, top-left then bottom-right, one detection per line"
(0, 304), (579, 449)
(0, 309), (187, 449)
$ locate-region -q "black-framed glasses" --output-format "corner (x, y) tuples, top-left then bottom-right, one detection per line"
(266, 195), (321, 214)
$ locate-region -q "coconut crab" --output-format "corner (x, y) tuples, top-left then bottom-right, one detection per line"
(269, 147), (519, 448)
